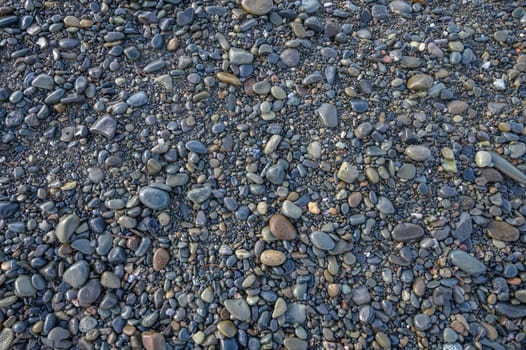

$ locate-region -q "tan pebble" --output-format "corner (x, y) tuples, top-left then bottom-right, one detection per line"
(260, 249), (286, 266)
(216, 72), (241, 86)
(308, 202), (320, 214)
(269, 214), (297, 240)
(79, 19), (93, 28)
(123, 325), (136, 336)
(327, 284), (340, 297)
(141, 332), (166, 350)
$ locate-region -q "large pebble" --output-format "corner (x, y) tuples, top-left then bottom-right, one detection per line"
(310, 231), (335, 250)
(63, 260), (89, 288)
(0, 201), (18, 218)
(406, 74), (433, 91)
(31, 74), (54, 90)
(241, 0), (273, 15)
(55, 214), (80, 243)
(229, 47), (253, 65)
(78, 280), (102, 306)
(260, 249), (286, 266)
(14, 275), (36, 297)
(281, 200), (302, 219)
(487, 221), (519, 242)
(494, 303), (526, 319)
(90, 115), (116, 139)
(392, 223), (424, 242)
(142, 332), (167, 350)
(316, 103), (338, 128)
(449, 249), (486, 276)
(139, 187), (170, 210)
(283, 337), (308, 350)
(475, 151), (492, 167)
(337, 161), (359, 183)
(224, 299), (251, 321)
(405, 145), (431, 161)
(269, 214), (297, 240)
(153, 248), (170, 271)
(0, 328), (14, 350)
(186, 186), (212, 205)
(489, 152), (526, 185)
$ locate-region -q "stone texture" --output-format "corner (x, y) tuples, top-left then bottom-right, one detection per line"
(269, 214), (297, 240)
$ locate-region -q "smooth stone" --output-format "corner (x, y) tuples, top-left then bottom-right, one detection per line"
(280, 49), (301, 67)
(63, 260), (89, 288)
(490, 152), (526, 185)
(454, 212), (472, 241)
(494, 303), (526, 319)
(351, 286), (371, 305)
(269, 214), (297, 240)
(392, 223), (425, 242)
(447, 100), (469, 114)
(153, 248), (170, 271)
(283, 337), (308, 350)
(281, 200), (302, 219)
(377, 196), (395, 215)
(0, 201), (18, 218)
(90, 115), (116, 139)
(449, 249), (486, 276)
(310, 231), (335, 250)
(31, 74), (54, 90)
(375, 332), (391, 349)
(414, 313), (431, 331)
(142, 332), (167, 350)
(272, 298), (287, 318)
(241, 0), (273, 15)
(389, 0), (412, 17)
(371, 5), (388, 18)
(185, 140), (207, 154)
(48, 327), (70, 341)
(0, 328), (14, 349)
(126, 91), (148, 107)
(316, 103), (338, 128)
(14, 275), (36, 297)
(354, 122), (373, 139)
(139, 187), (170, 210)
(79, 316), (98, 333)
(350, 99), (369, 113)
(55, 214), (80, 243)
(515, 289), (526, 303)
(229, 47), (254, 65)
(260, 249), (286, 266)
(266, 164), (285, 185)
(186, 186), (212, 205)
(286, 303), (306, 324)
(487, 221), (519, 242)
(100, 271), (120, 289)
(406, 74), (433, 91)
(224, 299), (251, 321)
(0, 15), (18, 28)
(337, 161), (359, 183)
(78, 280), (102, 306)
(475, 151), (492, 167)
(143, 60), (166, 73)
(217, 320), (237, 338)
(405, 145), (431, 161)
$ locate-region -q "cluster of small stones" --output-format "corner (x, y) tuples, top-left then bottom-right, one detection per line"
(1, 0), (526, 349)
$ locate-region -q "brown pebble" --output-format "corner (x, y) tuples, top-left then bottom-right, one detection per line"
(269, 214), (297, 240)
(141, 332), (166, 350)
(327, 283), (340, 297)
(348, 192), (362, 208)
(487, 220), (519, 242)
(153, 248), (170, 271)
(216, 72), (241, 86)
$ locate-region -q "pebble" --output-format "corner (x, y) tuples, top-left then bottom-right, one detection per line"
(153, 248), (170, 271)
(62, 260), (89, 288)
(280, 49), (301, 67)
(142, 332), (167, 350)
(392, 223), (425, 242)
(139, 187), (170, 210)
(224, 299), (251, 321)
(283, 337), (308, 350)
(0, 328), (14, 350)
(229, 48), (254, 65)
(260, 249), (286, 266)
(310, 231), (335, 250)
(406, 74), (433, 91)
(31, 74), (54, 90)
(487, 221), (519, 242)
(405, 145), (431, 161)
(269, 214), (297, 240)
(489, 151), (526, 185)
(14, 275), (36, 297)
(217, 320), (237, 338)
(281, 200), (302, 219)
(475, 151), (492, 167)
(78, 280), (102, 306)
(55, 213), (80, 243)
(316, 103), (338, 128)
(90, 115), (116, 139)
(241, 0), (273, 16)
(337, 161), (359, 183)
(126, 91), (148, 107)
(449, 249), (486, 276)
(186, 186), (212, 205)
(494, 303), (526, 319)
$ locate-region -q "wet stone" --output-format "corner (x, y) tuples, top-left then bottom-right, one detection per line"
(126, 91), (148, 107)
(153, 248), (170, 271)
(0, 201), (18, 218)
(494, 303), (526, 319)
(283, 337), (308, 350)
(414, 313), (431, 331)
(78, 280), (102, 306)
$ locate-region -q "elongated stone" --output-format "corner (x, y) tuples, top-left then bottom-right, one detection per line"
(490, 152), (526, 185)
(392, 223), (424, 242)
(494, 303), (526, 319)
(449, 249), (486, 276)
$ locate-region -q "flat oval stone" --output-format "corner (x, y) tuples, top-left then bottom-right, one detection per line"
(241, 0), (273, 16)
(153, 248), (170, 271)
(405, 145), (431, 161)
(281, 200), (302, 219)
(392, 223), (424, 242)
(284, 337), (308, 350)
(185, 140), (207, 154)
(217, 320), (237, 338)
(126, 91), (148, 107)
(310, 231), (335, 250)
(487, 221), (519, 242)
(489, 152), (526, 185)
(280, 49), (300, 67)
(269, 214), (297, 240)
(139, 187), (170, 210)
(260, 249), (286, 266)
(447, 100), (469, 114)
(224, 299), (250, 321)
(407, 74), (433, 91)
(48, 327), (70, 341)
(449, 249), (486, 276)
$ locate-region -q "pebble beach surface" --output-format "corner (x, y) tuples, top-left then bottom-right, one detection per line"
(1, 0), (526, 349)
